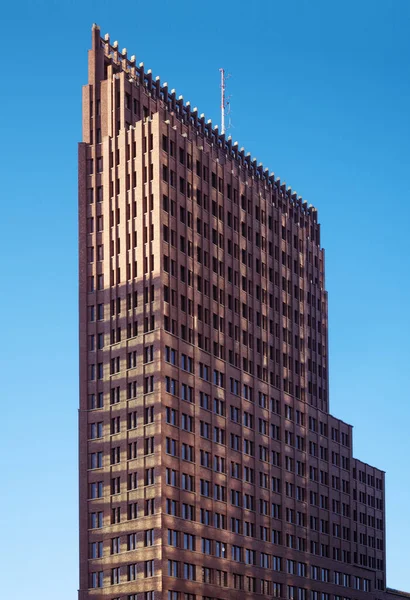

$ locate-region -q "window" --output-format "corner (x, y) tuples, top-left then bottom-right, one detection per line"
(144, 406), (154, 424)
(181, 443), (194, 462)
(182, 473), (195, 491)
(145, 468), (155, 486)
(200, 479), (210, 496)
(166, 468), (178, 486)
(183, 563), (196, 581)
(166, 499), (178, 516)
(90, 571), (104, 588)
(181, 353), (193, 372)
(90, 541), (103, 558)
(199, 362), (210, 381)
(90, 511), (103, 529)
(111, 567), (121, 584)
(144, 437), (154, 455)
(166, 407), (178, 426)
(200, 421), (210, 439)
(202, 538), (212, 554)
(125, 563), (137, 582)
(213, 369), (224, 387)
(89, 452), (103, 469)
(182, 503), (195, 520)
(90, 422), (103, 439)
(166, 437), (178, 456)
(200, 392), (210, 409)
(145, 560), (155, 577)
(181, 383), (193, 403)
(165, 376), (177, 395)
(144, 345), (154, 363)
(182, 413), (194, 432)
(183, 532), (195, 550)
(215, 541), (227, 557)
(144, 375), (154, 393)
(168, 529), (178, 547)
(165, 345), (177, 364)
(168, 560), (179, 577)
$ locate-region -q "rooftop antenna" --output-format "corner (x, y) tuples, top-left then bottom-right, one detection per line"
(219, 68), (231, 135)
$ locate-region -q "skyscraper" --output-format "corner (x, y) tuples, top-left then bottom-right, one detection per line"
(79, 23), (400, 600)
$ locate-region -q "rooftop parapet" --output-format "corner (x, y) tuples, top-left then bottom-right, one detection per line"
(92, 24), (317, 221)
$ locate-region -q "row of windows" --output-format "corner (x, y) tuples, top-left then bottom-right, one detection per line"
(88, 307), (155, 336)
(163, 494), (377, 543)
(88, 409), (378, 518)
(89, 410), (353, 488)
(88, 435), (154, 469)
(164, 318), (323, 365)
(88, 341), (318, 382)
(163, 214), (317, 285)
(163, 221), (319, 303)
(90, 529), (155, 558)
(89, 438), (383, 532)
(88, 317), (324, 407)
(89, 467), (156, 498)
(90, 561), (155, 587)
(90, 451), (381, 532)
(165, 395), (345, 452)
(160, 169), (325, 397)
(164, 311), (323, 379)
(90, 496), (155, 527)
(89, 522), (380, 567)
(163, 189), (322, 280)
(162, 359), (326, 407)
(163, 331), (322, 378)
(354, 468), (383, 490)
(163, 250), (323, 325)
(90, 344), (155, 368)
(165, 394), (346, 450)
(89, 460), (384, 542)
(163, 323), (326, 403)
(90, 498), (382, 570)
(166, 552), (372, 592)
(355, 490), (384, 509)
(87, 117), (315, 249)
(163, 439), (348, 493)
(87, 384), (278, 413)
(86, 251), (155, 284)
(165, 440), (348, 487)
(162, 183), (321, 262)
(167, 591), (363, 600)
(162, 191), (323, 289)
(160, 138), (319, 243)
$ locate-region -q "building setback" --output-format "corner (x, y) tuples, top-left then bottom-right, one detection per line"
(79, 23), (403, 600)
(384, 590), (410, 600)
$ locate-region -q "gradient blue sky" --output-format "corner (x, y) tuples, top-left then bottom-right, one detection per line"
(1, 1), (409, 597)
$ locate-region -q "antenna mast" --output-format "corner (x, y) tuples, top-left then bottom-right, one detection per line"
(219, 68), (226, 135)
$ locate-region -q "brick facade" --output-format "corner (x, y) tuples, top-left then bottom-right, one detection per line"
(79, 23), (401, 600)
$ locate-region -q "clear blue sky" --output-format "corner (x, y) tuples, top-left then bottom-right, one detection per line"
(1, 1), (409, 597)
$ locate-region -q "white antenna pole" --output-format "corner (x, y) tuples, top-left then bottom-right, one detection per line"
(219, 68), (225, 135)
